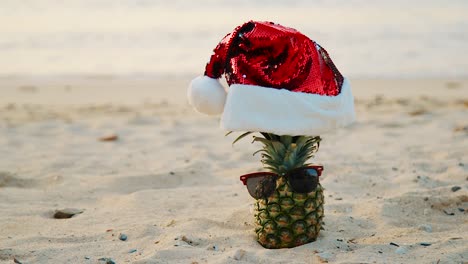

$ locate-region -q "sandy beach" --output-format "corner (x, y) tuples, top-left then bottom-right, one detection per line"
(0, 76), (466, 263)
(1, 1), (467, 263)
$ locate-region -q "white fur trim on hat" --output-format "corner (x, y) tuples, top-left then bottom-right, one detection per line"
(188, 76), (227, 115)
(220, 78), (355, 136)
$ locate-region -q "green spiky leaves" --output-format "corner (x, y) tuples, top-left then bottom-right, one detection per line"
(227, 132), (321, 175)
(254, 134), (321, 175)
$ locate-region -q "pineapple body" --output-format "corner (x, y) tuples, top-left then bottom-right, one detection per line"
(250, 134), (324, 248)
(255, 178), (324, 248)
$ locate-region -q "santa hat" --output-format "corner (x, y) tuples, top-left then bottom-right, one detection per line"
(188, 21), (355, 136)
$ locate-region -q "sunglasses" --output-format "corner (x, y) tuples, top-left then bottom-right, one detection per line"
(240, 166), (323, 199)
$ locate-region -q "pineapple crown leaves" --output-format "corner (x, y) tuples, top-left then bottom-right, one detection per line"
(227, 131), (321, 175)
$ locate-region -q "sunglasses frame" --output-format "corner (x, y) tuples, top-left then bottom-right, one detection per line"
(239, 165), (323, 187)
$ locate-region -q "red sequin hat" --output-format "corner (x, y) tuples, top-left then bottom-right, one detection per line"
(188, 21), (355, 136)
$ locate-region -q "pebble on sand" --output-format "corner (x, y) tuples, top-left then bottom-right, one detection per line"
(443, 210), (455, 216)
(207, 245), (219, 251)
(98, 257), (116, 264)
(389, 242), (399, 247)
(119, 233), (127, 241)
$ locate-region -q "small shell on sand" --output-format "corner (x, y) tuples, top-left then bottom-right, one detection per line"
(99, 134), (118, 141)
(53, 208), (84, 219)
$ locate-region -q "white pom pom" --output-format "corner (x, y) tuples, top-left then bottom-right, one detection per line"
(188, 76), (227, 115)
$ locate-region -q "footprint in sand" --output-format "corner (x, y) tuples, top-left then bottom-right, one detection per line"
(381, 191), (467, 229)
(0, 171), (62, 188)
(0, 171), (40, 188)
(107, 167), (214, 194)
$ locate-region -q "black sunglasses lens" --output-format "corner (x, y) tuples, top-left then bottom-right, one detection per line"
(246, 175), (276, 199)
(289, 168), (318, 193)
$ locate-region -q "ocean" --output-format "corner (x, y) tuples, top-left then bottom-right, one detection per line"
(1, 0), (467, 78)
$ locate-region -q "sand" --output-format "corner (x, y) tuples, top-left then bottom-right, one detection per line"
(0, 76), (467, 264)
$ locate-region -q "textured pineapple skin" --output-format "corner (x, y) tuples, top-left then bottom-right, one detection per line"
(254, 177), (324, 249)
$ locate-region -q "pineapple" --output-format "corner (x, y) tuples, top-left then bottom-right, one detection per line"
(235, 132), (324, 249)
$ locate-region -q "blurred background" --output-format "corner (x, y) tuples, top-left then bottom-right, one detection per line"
(1, 0), (467, 79)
